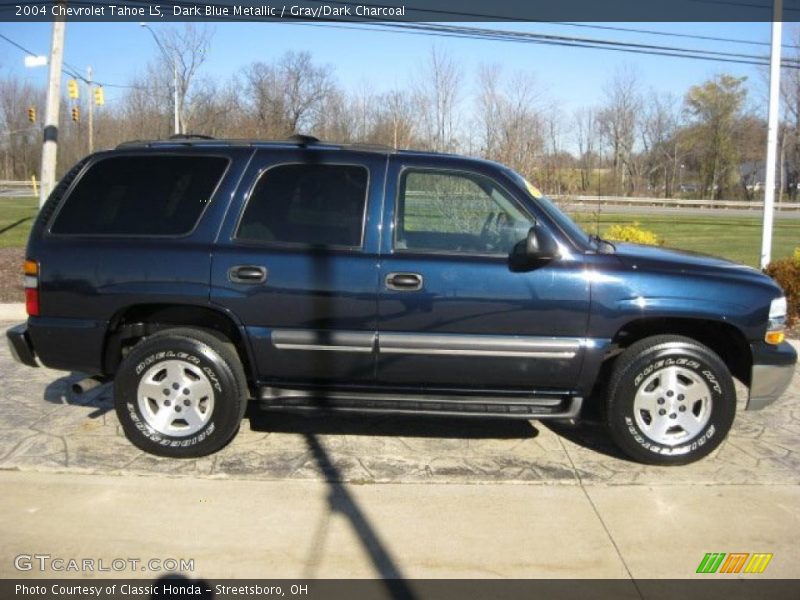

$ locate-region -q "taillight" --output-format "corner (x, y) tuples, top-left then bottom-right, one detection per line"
(24, 260), (39, 316)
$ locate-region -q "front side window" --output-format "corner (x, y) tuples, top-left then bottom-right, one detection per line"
(237, 164), (368, 248)
(396, 170), (533, 254)
(51, 155), (228, 236)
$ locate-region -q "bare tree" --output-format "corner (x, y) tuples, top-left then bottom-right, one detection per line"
(415, 48), (462, 152)
(243, 51), (334, 137)
(779, 26), (800, 199)
(597, 66), (641, 195)
(370, 89), (415, 148)
(0, 75), (44, 179)
(574, 107), (599, 192)
(641, 91), (682, 197)
(475, 64), (545, 177)
(158, 24), (215, 134)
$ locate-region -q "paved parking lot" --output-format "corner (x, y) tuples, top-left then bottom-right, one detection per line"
(1, 320), (799, 486)
(2, 322), (800, 581)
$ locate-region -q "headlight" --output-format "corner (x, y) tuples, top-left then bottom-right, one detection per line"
(769, 296), (787, 320)
(766, 296), (787, 345)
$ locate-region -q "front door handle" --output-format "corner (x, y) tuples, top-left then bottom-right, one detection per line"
(229, 265), (268, 284)
(386, 272), (423, 291)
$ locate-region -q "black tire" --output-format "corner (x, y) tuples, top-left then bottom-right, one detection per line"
(114, 328), (249, 458)
(606, 335), (736, 466)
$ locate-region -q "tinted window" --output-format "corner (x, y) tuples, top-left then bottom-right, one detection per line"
(397, 170), (533, 254)
(237, 164), (368, 247)
(51, 155), (228, 235)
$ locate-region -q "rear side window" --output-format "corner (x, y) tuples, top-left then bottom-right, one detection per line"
(51, 155), (228, 235)
(237, 164), (368, 248)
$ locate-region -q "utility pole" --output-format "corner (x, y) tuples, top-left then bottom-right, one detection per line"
(86, 66), (94, 154)
(760, 0), (783, 269)
(39, 4), (66, 207)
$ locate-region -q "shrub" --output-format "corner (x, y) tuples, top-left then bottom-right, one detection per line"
(765, 250), (800, 326)
(604, 221), (660, 246)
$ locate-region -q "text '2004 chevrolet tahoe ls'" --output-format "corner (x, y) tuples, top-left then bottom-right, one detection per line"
(5, 135), (797, 465)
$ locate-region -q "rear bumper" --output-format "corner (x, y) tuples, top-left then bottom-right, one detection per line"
(748, 341), (797, 410)
(5, 323), (38, 367)
(7, 317), (107, 375)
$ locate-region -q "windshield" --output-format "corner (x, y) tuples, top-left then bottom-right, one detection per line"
(505, 169), (592, 248)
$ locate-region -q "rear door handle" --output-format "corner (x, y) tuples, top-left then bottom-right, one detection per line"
(386, 272), (423, 291)
(229, 265), (268, 284)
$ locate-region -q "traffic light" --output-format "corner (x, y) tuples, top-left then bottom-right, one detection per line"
(27, 106), (36, 123)
(94, 86), (104, 106)
(67, 79), (79, 99)
(71, 107), (79, 123)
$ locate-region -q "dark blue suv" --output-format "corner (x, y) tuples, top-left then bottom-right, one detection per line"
(5, 135), (796, 465)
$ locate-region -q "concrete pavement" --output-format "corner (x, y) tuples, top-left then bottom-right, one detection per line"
(0, 320), (799, 579)
(1, 471), (798, 579)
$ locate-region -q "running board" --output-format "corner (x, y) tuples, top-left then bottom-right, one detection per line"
(257, 386), (583, 419)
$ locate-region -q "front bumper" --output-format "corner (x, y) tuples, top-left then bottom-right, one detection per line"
(6, 323), (38, 368)
(748, 341), (797, 410)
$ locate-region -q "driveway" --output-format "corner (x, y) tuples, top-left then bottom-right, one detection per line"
(1, 322), (798, 486)
(1, 321), (799, 581)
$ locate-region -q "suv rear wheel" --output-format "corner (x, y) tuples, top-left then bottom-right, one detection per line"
(606, 335), (736, 465)
(114, 328), (249, 458)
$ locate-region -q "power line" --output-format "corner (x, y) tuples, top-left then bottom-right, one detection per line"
(5, 0), (794, 69)
(292, 0), (800, 66)
(269, 19), (800, 69)
(406, 22), (798, 66)
(554, 21), (795, 50)
(0, 31), (162, 90)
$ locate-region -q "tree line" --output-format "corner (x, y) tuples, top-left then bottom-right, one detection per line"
(1, 24), (798, 201)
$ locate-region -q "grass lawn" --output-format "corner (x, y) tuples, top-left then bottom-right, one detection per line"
(570, 212), (799, 268)
(0, 196), (797, 268)
(0, 196), (37, 249)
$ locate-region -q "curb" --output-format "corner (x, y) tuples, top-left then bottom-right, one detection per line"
(0, 303), (26, 321)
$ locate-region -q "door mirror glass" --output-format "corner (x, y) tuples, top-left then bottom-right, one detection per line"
(525, 225), (560, 260)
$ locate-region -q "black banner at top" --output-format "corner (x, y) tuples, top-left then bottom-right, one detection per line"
(1, 0), (800, 23)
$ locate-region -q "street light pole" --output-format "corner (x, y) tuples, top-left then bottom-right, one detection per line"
(140, 23), (179, 135)
(760, 0), (783, 269)
(86, 65), (94, 154)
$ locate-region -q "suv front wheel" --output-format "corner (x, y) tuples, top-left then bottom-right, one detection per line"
(114, 328), (249, 458)
(606, 335), (736, 465)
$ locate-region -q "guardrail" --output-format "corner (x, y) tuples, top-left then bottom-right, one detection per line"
(0, 180), (35, 189)
(0, 180), (36, 197)
(551, 194), (800, 211)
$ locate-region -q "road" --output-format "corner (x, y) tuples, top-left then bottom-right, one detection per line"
(0, 322), (798, 580)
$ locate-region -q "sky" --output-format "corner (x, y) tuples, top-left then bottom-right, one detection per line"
(0, 20), (789, 119)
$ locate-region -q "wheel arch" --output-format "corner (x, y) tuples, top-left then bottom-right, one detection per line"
(103, 303), (257, 387)
(611, 316), (751, 386)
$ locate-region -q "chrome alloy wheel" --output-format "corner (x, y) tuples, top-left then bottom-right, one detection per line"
(632, 365), (712, 446)
(136, 359), (215, 437)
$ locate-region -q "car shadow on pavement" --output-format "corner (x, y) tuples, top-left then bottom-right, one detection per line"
(543, 420), (633, 462)
(245, 406), (540, 440)
(43, 372), (113, 419)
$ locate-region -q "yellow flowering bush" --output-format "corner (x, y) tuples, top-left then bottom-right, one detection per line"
(604, 222), (660, 246)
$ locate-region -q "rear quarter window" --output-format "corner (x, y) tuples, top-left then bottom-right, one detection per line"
(50, 155), (228, 236)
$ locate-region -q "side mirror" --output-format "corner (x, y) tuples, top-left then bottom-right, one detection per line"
(525, 225), (560, 260)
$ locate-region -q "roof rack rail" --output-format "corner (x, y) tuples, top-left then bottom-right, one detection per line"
(347, 142), (396, 153)
(168, 134), (215, 141)
(286, 134), (320, 146)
